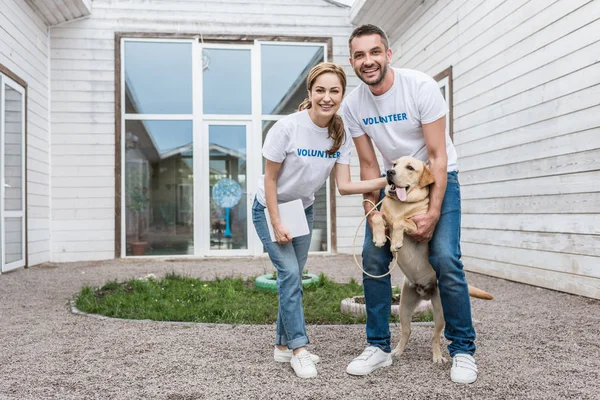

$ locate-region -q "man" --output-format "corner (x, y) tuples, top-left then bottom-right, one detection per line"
(341, 24), (478, 384)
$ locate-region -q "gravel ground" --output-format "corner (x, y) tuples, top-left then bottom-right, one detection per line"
(0, 254), (598, 400)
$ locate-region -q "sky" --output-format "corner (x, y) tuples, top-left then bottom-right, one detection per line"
(124, 41), (323, 154)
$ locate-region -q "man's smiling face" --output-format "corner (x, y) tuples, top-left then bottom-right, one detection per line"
(349, 34), (392, 87)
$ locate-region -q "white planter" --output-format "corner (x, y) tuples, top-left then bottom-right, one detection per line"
(340, 295), (432, 317)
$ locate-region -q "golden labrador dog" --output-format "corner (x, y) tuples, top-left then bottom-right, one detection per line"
(370, 156), (493, 364)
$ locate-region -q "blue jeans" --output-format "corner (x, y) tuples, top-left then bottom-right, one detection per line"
(252, 198), (314, 350)
(362, 171), (476, 356)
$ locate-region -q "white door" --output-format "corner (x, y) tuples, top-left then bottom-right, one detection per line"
(202, 121), (254, 256)
(1, 75), (26, 272)
(197, 43), (259, 256)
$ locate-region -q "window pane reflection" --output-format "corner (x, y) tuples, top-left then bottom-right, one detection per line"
(311, 184), (328, 252)
(4, 86), (23, 212)
(209, 125), (247, 250)
(203, 49), (251, 114)
(125, 41), (192, 114)
(261, 45), (324, 115)
(261, 120), (277, 173)
(125, 120), (194, 256)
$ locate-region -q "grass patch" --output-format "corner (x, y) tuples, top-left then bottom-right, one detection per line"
(75, 273), (432, 324)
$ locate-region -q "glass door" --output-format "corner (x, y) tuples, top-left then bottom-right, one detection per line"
(1, 76), (26, 272)
(203, 122), (251, 255)
(198, 44), (257, 256)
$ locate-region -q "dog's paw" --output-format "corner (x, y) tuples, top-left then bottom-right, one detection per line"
(373, 235), (387, 247)
(433, 354), (447, 364)
(391, 348), (402, 358)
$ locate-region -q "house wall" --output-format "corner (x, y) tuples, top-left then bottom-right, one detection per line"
(0, 0), (51, 266)
(383, 0), (600, 298)
(49, 0), (358, 262)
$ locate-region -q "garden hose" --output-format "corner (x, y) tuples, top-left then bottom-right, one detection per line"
(352, 198), (399, 279)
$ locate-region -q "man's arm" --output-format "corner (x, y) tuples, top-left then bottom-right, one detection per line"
(352, 134), (382, 229)
(410, 116), (448, 242)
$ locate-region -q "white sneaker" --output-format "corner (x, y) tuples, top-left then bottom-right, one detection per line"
(346, 346), (393, 376)
(451, 353), (478, 384)
(290, 349), (317, 378)
(273, 347), (320, 364)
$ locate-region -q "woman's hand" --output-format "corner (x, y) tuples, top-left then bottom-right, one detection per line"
(273, 222), (292, 244)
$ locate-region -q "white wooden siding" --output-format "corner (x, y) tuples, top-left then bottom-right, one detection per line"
(383, 0), (600, 298)
(0, 0), (51, 266)
(49, 0), (357, 262)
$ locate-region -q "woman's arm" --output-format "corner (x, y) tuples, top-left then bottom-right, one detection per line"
(334, 163), (387, 196)
(264, 159), (292, 244)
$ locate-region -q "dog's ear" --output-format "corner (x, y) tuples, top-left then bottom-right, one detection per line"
(419, 162), (435, 187)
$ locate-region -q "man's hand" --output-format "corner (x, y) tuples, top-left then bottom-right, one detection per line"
(409, 212), (439, 243)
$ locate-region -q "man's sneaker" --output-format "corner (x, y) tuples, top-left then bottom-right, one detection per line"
(451, 353), (478, 384)
(290, 349), (317, 378)
(346, 346), (393, 376)
(273, 347), (320, 364)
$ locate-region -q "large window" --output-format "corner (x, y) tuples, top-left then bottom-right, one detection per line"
(123, 41), (194, 256)
(260, 44), (329, 252)
(120, 38), (330, 257)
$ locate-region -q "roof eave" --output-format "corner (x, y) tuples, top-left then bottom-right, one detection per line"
(25, 0), (92, 27)
(350, 0), (421, 39)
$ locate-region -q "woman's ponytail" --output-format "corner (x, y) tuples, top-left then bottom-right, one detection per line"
(298, 98), (312, 111)
(326, 114), (345, 156)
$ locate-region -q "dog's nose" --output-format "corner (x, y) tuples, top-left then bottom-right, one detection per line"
(386, 169), (395, 177)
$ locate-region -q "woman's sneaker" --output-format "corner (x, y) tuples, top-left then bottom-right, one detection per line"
(346, 346), (393, 375)
(450, 353), (478, 384)
(290, 349), (318, 378)
(273, 347), (320, 364)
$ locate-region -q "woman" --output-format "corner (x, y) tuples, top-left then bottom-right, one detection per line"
(252, 62), (386, 379)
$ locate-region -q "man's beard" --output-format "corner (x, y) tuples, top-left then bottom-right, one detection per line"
(357, 62), (389, 86)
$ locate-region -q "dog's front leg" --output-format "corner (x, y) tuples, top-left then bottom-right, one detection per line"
(390, 218), (419, 251)
(389, 222), (405, 252)
(404, 218), (418, 236)
(371, 212), (387, 247)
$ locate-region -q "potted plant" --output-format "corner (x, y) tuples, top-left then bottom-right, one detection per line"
(127, 170), (150, 256)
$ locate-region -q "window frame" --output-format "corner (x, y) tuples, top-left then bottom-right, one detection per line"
(434, 66), (453, 142)
(0, 63), (28, 272)
(256, 40), (332, 254)
(114, 33), (336, 257)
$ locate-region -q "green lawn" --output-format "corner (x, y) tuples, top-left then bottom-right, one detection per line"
(75, 273), (433, 325)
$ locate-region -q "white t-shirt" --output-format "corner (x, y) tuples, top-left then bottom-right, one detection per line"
(256, 109), (352, 208)
(342, 68), (457, 172)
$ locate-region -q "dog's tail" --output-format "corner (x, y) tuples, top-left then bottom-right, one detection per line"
(468, 285), (494, 300)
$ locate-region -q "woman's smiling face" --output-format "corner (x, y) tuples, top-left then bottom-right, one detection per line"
(307, 72), (343, 126)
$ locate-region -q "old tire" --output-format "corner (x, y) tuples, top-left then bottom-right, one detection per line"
(255, 273), (320, 292)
